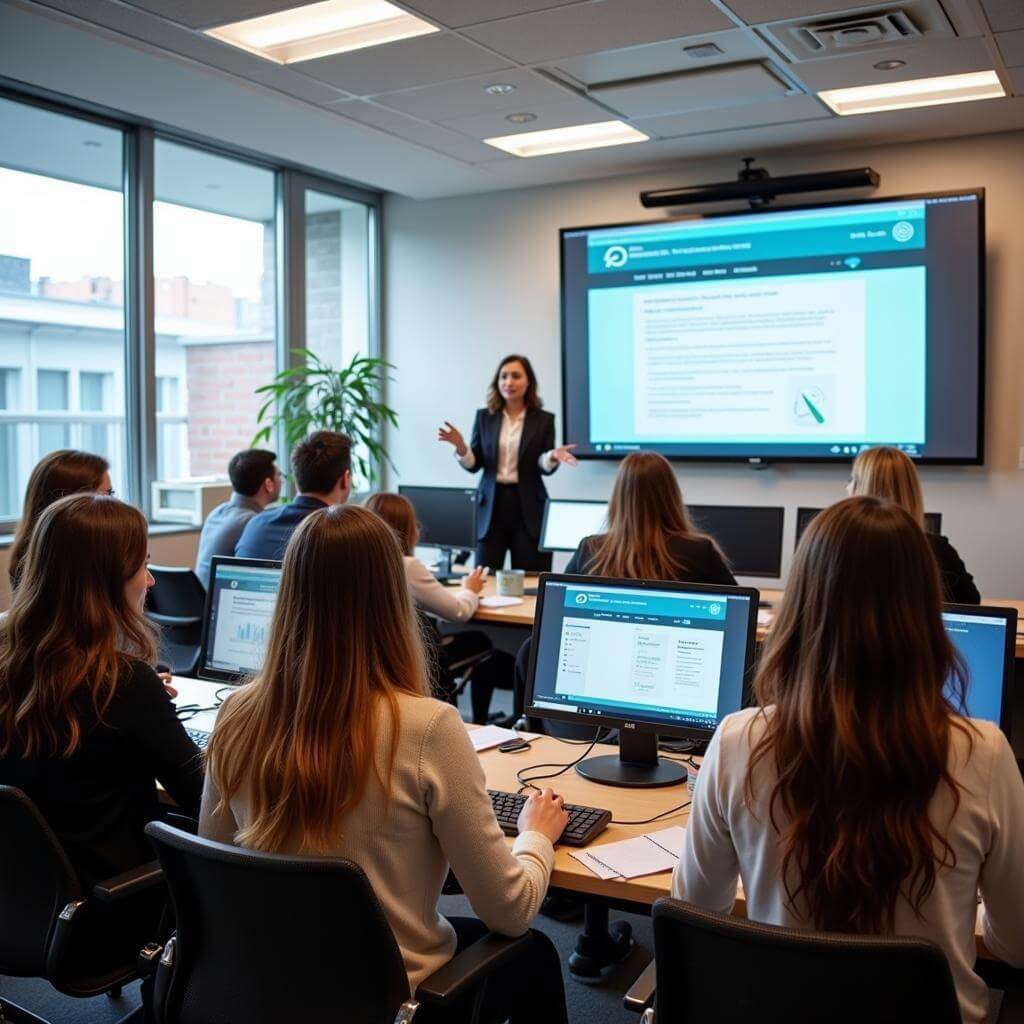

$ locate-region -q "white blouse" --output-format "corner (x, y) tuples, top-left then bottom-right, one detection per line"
(457, 409), (556, 483)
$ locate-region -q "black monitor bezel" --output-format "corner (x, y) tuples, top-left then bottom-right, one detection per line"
(524, 572), (760, 744)
(397, 484), (478, 551)
(559, 188), (986, 467)
(943, 602), (1017, 742)
(795, 506), (942, 547)
(198, 555), (283, 685)
(539, 497), (609, 552)
(687, 504), (785, 578)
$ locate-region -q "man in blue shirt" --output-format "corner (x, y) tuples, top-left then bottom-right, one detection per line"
(235, 431), (352, 560)
(194, 449), (281, 588)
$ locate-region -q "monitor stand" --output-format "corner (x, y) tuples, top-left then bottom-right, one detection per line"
(432, 546), (463, 583)
(576, 730), (688, 789)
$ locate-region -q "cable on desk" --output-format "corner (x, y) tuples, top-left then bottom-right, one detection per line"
(175, 704), (220, 722)
(611, 799), (692, 826)
(515, 729), (603, 793)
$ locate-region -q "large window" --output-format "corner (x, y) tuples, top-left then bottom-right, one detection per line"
(0, 91), (379, 534)
(0, 96), (126, 518)
(153, 141), (277, 487)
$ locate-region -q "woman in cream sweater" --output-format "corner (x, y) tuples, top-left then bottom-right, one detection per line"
(199, 504), (568, 1022)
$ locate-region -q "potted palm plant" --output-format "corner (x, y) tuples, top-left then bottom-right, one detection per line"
(253, 349), (398, 487)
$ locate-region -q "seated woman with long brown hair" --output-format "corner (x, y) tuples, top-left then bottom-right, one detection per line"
(673, 496), (1024, 1024)
(846, 444), (980, 604)
(8, 449), (112, 591)
(199, 505), (569, 1023)
(0, 494), (203, 886)
(565, 450), (735, 584)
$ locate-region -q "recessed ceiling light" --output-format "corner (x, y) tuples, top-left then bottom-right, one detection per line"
(484, 83), (516, 95)
(819, 70), (1004, 116)
(873, 59), (906, 71)
(505, 112), (537, 124)
(484, 120), (648, 158)
(205, 0), (438, 64)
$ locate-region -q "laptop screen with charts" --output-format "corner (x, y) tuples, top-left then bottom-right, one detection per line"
(942, 604), (1016, 740)
(198, 556), (282, 684)
(539, 499), (609, 552)
(525, 574), (759, 747)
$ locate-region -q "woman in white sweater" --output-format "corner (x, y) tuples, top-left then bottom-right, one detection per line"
(673, 496), (1024, 1024)
(199, 505), (569, 1022)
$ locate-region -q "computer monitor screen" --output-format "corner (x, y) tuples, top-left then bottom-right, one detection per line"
(526, 575), (758, 786)
(398, 486), (476, 550)
(942, 605), (1016, 739)
(540, 499), (608, 552)
(688, 505), (785, 577)
(198, 556), (282, 683)
(796, 506), (941, 546)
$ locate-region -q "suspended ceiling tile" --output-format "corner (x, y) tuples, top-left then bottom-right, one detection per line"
(593, 63), (793, 119)
(441, 96), (621, 139)
(247, 64), (353, 103)
(721, 0), (888, 22)
(997, 30), (1024, 67)
(296, 33), (512, 95)
(121, 0), (316, 30)
(1008, 66), (1024, 94)
(329, 100), (500, 160)
(462, 0), (734, 64)
(552, 29), (771, 85)
(788, 37), (996, 92)
(634, 94), (829, 138)
(980, 0), (1024, 32)
(374, 68), (577, 119)
(397, 0), (580, 29)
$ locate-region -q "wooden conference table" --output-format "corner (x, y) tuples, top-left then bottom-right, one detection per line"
(473, 576), (1024, 658)
(170, 677), (993, 958)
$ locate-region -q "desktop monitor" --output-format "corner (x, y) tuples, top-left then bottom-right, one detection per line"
(398, 485), (476, 552)
(198, 556), (282, 683)
(688, 505), (785, 578)
(796, 506), (942, 546)
(540, 499), (608, 552)
(942, 604), (1016, 741)
(525, 574), (759, 788)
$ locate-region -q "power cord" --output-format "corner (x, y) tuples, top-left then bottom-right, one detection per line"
(611, 799), (692, 826)
(515, 728), (603, 793)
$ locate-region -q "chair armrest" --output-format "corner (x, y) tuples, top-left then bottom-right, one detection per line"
(92, 861), (164, 902)
(623, 960), (656, 1012)
(416, 933), (534, 1006)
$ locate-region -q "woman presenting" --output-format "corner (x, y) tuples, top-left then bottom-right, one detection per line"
(439, 354), (576, 571)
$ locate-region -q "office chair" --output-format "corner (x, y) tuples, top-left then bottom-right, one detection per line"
(623, 898), (962, 1024)
(419, 612), (493, 710)
(144, 566), (206, 677)
(0, 786), (166, 1024)
(144, 822), (538, 1024)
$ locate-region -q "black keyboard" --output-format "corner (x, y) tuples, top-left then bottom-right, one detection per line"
(488, 789), (611, 847)
(186, 727), (211, 751)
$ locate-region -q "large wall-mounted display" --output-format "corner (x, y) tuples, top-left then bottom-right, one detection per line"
(561, 190), (984, 464)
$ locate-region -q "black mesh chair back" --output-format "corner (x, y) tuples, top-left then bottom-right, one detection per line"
(145, 566), (206, 675)
(145, 822), (411, 1024)
(0, 785), (81, 976)
(650, 898), (961, 1024)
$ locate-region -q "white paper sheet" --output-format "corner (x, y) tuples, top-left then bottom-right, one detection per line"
(570, 826), (687, 879)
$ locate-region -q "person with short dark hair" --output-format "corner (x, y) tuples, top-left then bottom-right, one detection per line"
(235, 431), (352, 561)
(194, 449), (281, 588)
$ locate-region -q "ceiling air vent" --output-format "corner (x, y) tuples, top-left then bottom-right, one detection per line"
(785, 9), (923, 57)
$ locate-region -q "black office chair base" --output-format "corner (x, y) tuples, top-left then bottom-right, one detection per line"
(568, 903), (634, 979)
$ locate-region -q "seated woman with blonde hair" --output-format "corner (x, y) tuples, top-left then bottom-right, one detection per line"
(200, 505), (569, 1022)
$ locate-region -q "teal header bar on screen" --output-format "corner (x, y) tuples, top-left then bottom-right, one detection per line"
(215, 568), (280, 591)
(586, 203), (925, 274)
(563, 586), (727, 621)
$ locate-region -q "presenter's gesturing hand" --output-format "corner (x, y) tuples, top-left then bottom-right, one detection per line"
(552, 443), (578, 467)
(438, 421), (468, 457)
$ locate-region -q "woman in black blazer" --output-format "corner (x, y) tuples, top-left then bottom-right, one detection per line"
(439, 354), (577, 571)
(847, 446), (980, 604)
(0, 493), (202, 887)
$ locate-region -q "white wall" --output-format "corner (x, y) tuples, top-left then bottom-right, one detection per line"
(384, 131), (1024, 598)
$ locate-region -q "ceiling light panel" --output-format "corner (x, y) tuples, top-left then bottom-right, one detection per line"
(484, 120), (648, 157)
(205, 0), (438, 63)
(819, 70), (1005, 115)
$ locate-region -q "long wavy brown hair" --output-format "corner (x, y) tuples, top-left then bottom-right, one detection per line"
(9, 449), (110, 585)
(746, 496), (971, 934)
(485, 354), (543, 416)
(587, 451), (722, 580)
(849, 446), (925, 527)
(208, 504), (430, 854)
(363, 492), (418, 556)
(0, 494), (156, 758)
